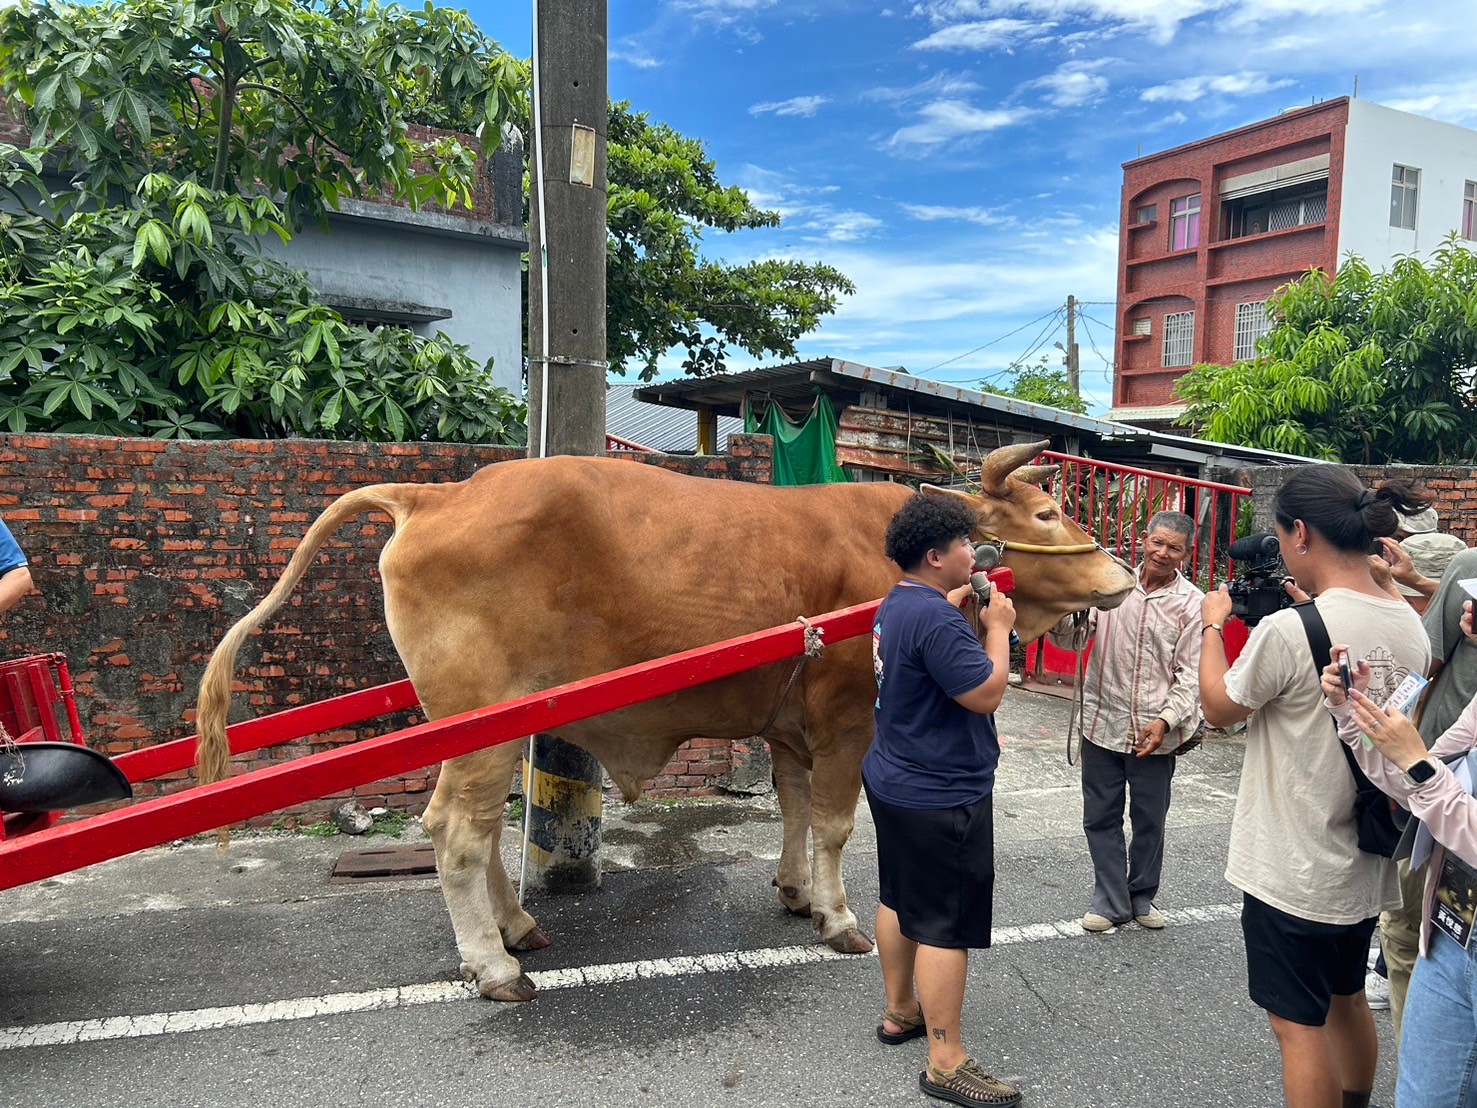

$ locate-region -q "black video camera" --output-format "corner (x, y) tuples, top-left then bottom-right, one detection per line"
(1226, 533), (1293, 626)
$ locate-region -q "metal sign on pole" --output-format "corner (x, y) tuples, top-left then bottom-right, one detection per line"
(522, 0), (609, 896)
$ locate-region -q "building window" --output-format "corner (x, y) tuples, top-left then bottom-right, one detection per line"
(1169, 194), (1201, 251)
(1134, 203), (1156, 224)
(1162, 311), (1195, 367)
(1464, 181), (1477, 240)
(1234, 301), (1272, 361)
(1390, 165), (1419, 230)
(1132, 317), (1151, 336)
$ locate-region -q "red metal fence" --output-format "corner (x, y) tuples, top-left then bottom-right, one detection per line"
(1042, 451), (1252, 592)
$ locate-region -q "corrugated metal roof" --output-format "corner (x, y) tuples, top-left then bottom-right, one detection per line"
(605, 383), (743, 454)
(633, 356), (1316, 468)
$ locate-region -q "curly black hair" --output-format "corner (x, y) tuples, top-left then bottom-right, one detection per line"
(885, 494), (978, 571)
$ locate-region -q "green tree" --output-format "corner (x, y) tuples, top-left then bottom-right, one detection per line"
(991, 357), (1088, 414)
(0, 0), (525, 442)
(425, 90), (858, 382)
(604, 103), (853, 379)
(1175, 239), (1477, 463)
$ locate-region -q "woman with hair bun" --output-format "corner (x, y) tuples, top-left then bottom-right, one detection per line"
(1199, 467), (1432, 1108)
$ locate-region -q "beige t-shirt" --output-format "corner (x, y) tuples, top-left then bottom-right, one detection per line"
(1223, 589), (1430, 925)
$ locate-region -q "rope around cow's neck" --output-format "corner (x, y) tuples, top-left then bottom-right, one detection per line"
(975, 531), (1100, 556)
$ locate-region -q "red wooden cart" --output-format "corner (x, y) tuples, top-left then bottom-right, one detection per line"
(0, 601), (882, 891)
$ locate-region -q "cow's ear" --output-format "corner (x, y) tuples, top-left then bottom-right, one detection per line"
(920, 483), (978, 506)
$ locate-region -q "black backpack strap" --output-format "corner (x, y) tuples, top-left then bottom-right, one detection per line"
(1292, 601), (1368, 782)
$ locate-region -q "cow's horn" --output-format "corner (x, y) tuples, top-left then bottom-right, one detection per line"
(1008, 464), (1058, 488)
(980, 440), (1050, 492)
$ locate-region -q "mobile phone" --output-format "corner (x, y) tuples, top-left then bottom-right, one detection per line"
(1338, 652), (1353, 692)
(1458, 578), (1477, 601)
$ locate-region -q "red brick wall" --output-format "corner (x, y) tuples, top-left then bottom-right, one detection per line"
(1249, 464), (1477, 547)
(1115, 99), (1349, 408)
(0, 432), (774, 825)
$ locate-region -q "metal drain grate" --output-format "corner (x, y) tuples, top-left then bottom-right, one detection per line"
(331, 842), (438, 884)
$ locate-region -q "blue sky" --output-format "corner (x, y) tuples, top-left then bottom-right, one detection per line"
(467, 0), (1471, 413)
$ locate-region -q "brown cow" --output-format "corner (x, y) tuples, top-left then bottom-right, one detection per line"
(197, 438), (1133, 1001)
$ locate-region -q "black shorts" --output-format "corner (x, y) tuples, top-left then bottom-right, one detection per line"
(1241, 893), (1378, 1026)
(863, 781), (995, 949)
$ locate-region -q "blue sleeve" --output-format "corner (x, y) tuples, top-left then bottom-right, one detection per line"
(0, 518), (25, 575)
(921, 609), (993, 698)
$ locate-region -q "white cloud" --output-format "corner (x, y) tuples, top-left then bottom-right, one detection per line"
(749, 95), (831, 118)
(902, 203), (1016, 227)
(733, 167), (881, 242)
(860, 70), (982, 103)
(812, 211), (887, 242)
(1024, 58), (1112, 106)
(909, 0), (1222, 45)
(889, 100), (1033, 146)
(1140, 71), (1295, 102)
(911, 18), (1042, 51)
(1382, 77), (1477, 128)
(672, 0), (777, 10)
(610, 47), (662, 69)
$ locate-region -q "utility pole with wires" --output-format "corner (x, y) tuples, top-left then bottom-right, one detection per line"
(1064, 294), (1081, 400)
(521, 0), (608, 896)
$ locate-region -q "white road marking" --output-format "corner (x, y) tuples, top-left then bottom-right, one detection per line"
(0, 902), (1241, 1051)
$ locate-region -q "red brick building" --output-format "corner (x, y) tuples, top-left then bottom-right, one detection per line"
(1110, 96), (1477, 426)
(1111, 98), (1348, 421)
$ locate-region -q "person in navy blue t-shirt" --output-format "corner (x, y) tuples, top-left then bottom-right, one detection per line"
(864, 493), (1022, 1108)
(0, 515), (32, 619)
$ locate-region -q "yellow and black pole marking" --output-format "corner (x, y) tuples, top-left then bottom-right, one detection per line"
(523, 734), (603, 893)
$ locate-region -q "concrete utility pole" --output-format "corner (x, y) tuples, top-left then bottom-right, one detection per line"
(524, 0), (608, 894)
(1064, 294), (1081, 400)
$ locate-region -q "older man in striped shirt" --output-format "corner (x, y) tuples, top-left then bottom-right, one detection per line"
(1056, 510), (1205, 933)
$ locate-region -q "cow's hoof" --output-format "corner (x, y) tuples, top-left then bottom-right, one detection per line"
(509, 925), (551, 952)
(784, 899), (812, 918)
(824, 928), (874, 955)
(478, 972), (539, 1003)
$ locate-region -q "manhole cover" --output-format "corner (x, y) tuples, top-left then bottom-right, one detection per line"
(331, 842), (438, 884)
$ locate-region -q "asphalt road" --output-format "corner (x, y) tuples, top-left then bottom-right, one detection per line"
(0, 687), (1400, 1108)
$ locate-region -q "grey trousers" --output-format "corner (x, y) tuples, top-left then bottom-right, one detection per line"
(1081, 739), (1176, 923)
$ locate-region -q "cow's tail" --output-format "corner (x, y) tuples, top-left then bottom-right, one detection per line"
(195, 484), (417, 839)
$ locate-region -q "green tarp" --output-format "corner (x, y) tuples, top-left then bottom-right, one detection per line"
(743, 393), (852, 486)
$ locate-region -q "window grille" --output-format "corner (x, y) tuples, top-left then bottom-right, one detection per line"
(1234, 301), (1271, 361)
(1162, 311), (1194, 368)
(1390, 165), (1419, 230)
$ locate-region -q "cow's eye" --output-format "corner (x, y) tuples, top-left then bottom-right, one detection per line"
(1035, 509), (1056, 522)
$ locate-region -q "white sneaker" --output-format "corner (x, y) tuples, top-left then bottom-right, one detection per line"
(1135, 906), (1166, 929)
(1365, 971), (1391, 1011)
(1081, 912), (1115, 932)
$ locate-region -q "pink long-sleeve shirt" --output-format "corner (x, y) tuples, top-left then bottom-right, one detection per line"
(1329, 695), (1477, 957)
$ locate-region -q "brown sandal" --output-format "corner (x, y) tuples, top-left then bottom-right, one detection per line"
(876, 1006), (926, 1045)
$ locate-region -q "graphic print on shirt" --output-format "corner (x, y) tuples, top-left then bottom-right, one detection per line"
(872, 621), (884, 708)
(1362, 645), (1410, 707)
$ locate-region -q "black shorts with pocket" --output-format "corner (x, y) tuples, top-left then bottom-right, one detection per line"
(1241, 893), (1378, 1026)
(863, 780), (995, 949)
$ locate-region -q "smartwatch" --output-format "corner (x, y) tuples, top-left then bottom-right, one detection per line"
(1405, 758), (1438, 785)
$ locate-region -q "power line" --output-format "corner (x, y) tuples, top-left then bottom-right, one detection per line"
(1076, 313), (1116, 385)
(1008, 308), (1067, 375)
(922, 306), (1063, 371)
